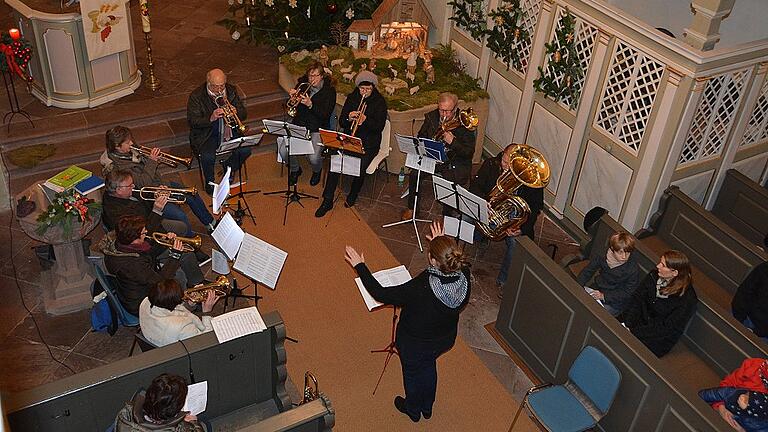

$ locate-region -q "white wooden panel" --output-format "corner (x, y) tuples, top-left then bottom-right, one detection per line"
(528, 103), (572, 196)
(451, 40), (479, 78)
(671, 170), (714, 205)
(91, 53), (122, 91)
(572, 141), (632, 217)
(43, 28), (81, 94)
(486, 69), (521, 147)
(732, 153), (768, 183)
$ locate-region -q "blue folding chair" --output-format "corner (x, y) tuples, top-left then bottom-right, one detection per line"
(509, 345), (621, 432)
(94, 265), (139, 327)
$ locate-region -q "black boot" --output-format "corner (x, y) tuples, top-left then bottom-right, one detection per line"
(310, 170), (322, 186)
(288, 167), (303, 186)
(314, 200), (333, 218)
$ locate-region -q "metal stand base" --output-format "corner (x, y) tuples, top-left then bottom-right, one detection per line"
(2, 70), (33, 133)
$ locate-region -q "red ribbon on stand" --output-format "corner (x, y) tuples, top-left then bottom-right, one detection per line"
(0, 42), (32, 82)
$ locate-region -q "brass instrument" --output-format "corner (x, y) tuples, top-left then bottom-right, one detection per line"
(286, 82), (311, 117)
(350, 95), (368, 136)
(300, 371), (319, 405)
(132, 186), (197, 203)
(215, 93), (247, 134)
(477, 144), (550, 241)
(130, 145), (192, 168)
(183, 276), (231, 303)
(433, 107), (480, 141)
(151, 232), (202, 252)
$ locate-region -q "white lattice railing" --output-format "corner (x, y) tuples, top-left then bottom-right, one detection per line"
(541, 6), (599, 111)
(741, 78), (768, 148)
(594, 40), (665, 154)
(679, 69), (751, 165)
(512, 0), (542, 75)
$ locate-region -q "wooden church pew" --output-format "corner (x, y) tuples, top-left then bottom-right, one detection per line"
(711, 169), (768, 248)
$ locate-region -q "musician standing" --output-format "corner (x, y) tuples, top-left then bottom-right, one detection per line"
(187, 68), (250, 195)
(280, 62), (336, 186)
(402, 92), (475, 220)
(315, 71), (387, 218)
(470, 144), (544, 295)
(101, 126), (216, 237)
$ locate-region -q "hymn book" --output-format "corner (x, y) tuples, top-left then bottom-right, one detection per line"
(355, 265), (412, 311)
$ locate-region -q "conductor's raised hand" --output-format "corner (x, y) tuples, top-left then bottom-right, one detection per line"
(425, 220), (445, 241)
(344, 246), (365, 267)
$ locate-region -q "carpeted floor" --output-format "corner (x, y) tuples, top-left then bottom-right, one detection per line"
(180, 153), (536, 431)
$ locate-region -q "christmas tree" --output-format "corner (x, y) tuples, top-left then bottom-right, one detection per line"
(533, 9), (583, 109)
(484, 0), (528, 71)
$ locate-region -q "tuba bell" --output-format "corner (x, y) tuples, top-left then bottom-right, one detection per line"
(183, 276), (231, 303)
(433, 107), (480, 141)
(300, 371), (319, 405)
(477, 144), (550, 241)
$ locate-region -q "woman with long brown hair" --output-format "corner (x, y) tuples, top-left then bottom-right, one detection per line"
(345, 222), (471, 422)
(619, 250), (697, 357)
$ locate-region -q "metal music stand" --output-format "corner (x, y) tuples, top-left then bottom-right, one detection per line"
(371, 306), (399, 395)
(318, 128), (365, 208)
(432, 176), (489, 242)
(217, 134), (262, 225)
(382, 134), (444, 252)
(222, 277), (262, 312)
(262, 119), (317, 225)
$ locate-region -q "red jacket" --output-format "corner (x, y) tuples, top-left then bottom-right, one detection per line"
(712, 358), (768, 409)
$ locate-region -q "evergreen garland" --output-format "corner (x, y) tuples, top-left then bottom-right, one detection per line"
(533, 9), (583, 109)
(0, 33), (33, 81)
(484, 0), (528, 71)
(447, 0), (487, 41)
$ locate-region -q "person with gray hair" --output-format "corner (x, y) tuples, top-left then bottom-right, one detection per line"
(402, 92), (476, 220)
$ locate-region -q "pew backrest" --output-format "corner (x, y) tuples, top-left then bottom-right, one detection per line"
(5, 311), (293, 432)
(497, 237), (731, 431)
(240, 396), (335, 432)
(711, 169), (768, 247)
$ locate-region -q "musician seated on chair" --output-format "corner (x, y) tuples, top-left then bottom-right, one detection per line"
(469, 144), (544, 296)
(402, 92), (476, 221)
(315, 70), (388, 218)
(281, 61), (336, 187)
(103, 169), (188, 237)
(99, 214), (204, 317)
(100, 125), (216, 239)
(139, 279), (216, 347)
(187, 68), (250, 195)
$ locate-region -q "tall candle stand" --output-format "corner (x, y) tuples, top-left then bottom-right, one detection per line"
(143, 32), (161, 91)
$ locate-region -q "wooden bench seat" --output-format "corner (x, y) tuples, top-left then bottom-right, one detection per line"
(711, 169), (768, 247)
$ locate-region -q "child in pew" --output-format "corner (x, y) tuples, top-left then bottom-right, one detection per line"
(112, 373), (209, 431)
(617, 250), (698, 357)
(732, 234), (768, 341)
(577, 232), (641, 316)
(699, 358), (768, 432)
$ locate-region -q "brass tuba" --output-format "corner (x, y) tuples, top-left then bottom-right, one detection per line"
(300, 371), (319, 405)
(183, 275), (231, 303)
(433, 107), (479, 141)
(286, 82), (311, 117)
(215, 93), (247, 134)
(151, 232), (202, 252)
(477, 144), (550, 241)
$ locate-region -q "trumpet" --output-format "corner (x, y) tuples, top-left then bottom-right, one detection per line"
(215, 93), (247, 134)
(433, 107), (479, 141)
(183, 275), (231, 303)
(350, 95), (367, 136)
(130, 145), (192, 168)
(151, 232), (202, 252)
(286, 82), (311, 117)
(132, 186), (197, 203)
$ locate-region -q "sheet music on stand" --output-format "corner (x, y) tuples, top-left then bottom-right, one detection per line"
(443, 216), (475, 243)
(233, 233), (288, 289)
(319, 128), (365, 155)
(277, 135), (314, 157)
(212, 166), (232, 214)
(396, 134), (445, 175)
(211, 212), (245, 260)
(217, 134), (263, 155)
(354, 265), (412, 311)
(432, 175), (489, 225)
(263, 119), (309, 139)
(330, 154), (362, 176)
(211, 249), (230, 275)
(211, 306), (268, 343)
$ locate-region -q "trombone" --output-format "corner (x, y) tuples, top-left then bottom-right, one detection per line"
(350, 95), (367, 136)
(132, 186), (197, 203)
(131, 145), (193, 168)
(151, 232), (202, 252)
(215, 93), (247, 133)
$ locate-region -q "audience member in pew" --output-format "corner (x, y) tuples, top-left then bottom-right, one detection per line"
(139, 279), (217, 347)
(618, 250), (697, 357)
(114, 373), (208, 431)
(100, 215), (204, 317)
(699, 358), (768, 432)
(732, 234), (768, 340)
(344, 222), (471, 423)
(577, 232), (641, 316)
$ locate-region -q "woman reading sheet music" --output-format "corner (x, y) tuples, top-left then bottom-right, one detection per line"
(345, 222), (471, 423)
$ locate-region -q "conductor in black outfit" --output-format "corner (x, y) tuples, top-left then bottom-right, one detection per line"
(345, 222), (471, 422)
(315, 70), (388, 218)
(401, 92), (476, 220)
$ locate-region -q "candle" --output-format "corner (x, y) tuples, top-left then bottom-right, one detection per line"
(8, 28), (21, 41)
(246, 16), (251, 26)
(284, 32), (289, 39)
(139, 0), (151, 33)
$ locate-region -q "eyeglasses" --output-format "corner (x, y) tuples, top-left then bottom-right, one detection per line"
(308, 73), (322, 78)
(117, 183), (135, 189)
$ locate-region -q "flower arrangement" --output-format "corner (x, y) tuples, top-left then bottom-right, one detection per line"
(36, 189), (101, 237)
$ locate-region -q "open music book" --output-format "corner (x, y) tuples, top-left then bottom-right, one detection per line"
(211, 212), (244, 260)
(330, 154), (362, 177)
(355, 265), (412, 311)
(233, 233), (288, 289)
(182, 381), (208, 416)
(211, 306), (267, 343)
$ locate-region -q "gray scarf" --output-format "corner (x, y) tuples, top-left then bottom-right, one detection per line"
(427, 266), (468, 308)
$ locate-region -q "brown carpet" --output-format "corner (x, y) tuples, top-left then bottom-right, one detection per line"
(181, 153), (534, 431)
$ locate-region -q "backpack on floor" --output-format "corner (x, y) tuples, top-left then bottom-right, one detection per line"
(91, 279), (118, 336)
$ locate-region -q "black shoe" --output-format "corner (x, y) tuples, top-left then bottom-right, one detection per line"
(314, 201), (332, 218)
(422, 410), (432, 420)
(394, 396), (420, 422)
(344, 196), (356, 208)
(310, 170), (322, 186)
(204, 184), (214, 196)
(288, 167), (302, 186)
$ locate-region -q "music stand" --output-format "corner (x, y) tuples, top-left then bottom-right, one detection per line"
(382, 134), (443, 252)
(318, 128), (365, 208)
(432, 176), (489, 242)
(262, 119), (317, 225)
(222, 277), (262, 312)
(218, 134), (263, 225)
(371, 306), (399, 395)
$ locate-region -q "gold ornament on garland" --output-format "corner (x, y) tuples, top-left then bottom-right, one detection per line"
(533, 8), (584, 109)
(484, 0), (529, 71)
(552, 51), (561, 63)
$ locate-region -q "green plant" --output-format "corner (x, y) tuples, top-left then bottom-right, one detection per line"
(485, 0), (529, 71)
(448, 0), (487, 41)
(533, 9), (583, 109)
(36, 189), (101, 238)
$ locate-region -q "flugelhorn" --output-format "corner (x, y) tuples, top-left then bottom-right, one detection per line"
(215, 93), (247, 133)
(132, 186), (197, 203)
(131, 145), (192, 168)
(183, 275), (230, 303)
(286, 82), (311, 117)
(151, 232), (202, 252)
(433, 107), (479, 141)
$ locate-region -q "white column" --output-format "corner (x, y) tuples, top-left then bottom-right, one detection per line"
(512, 0), (555, 143)
(552, 28), (612, 215)
(683, 0), (735, 51)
